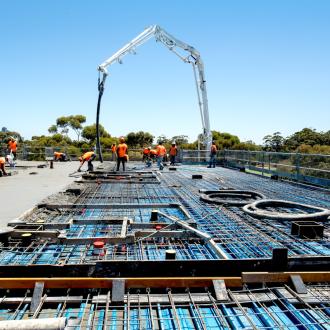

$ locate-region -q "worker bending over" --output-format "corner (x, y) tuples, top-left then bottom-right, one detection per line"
(169, 142), (177, 165)
(207, 141), (218, 168)
(54, 152), (67, 162)
(156, 142), (166, 170)
(0, 156), (8, 176)
(78, 150), (96, 172)
(8, 138), (17, 160)
(116, 137), (128, 171)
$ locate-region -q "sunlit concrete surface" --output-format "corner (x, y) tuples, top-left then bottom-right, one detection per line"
(0, 161), (100, 229)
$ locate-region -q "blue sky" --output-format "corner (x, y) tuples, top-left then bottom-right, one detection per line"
(1, 0), (329, 144)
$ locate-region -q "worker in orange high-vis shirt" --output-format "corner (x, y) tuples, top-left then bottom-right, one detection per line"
(0, 156), (8, 176)
(111, 144), (117, 161)
(142, 147), (151, 162)
(169, 142), (178, 165)
(78, 149), (96, 172)
(8, 138), (17, 160)
(156, 141), (166, 170)
(116, 137), (128, 171)
(54, 152), (66, 161)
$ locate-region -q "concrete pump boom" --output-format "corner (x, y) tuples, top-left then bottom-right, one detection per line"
(96, 25), (212, 162)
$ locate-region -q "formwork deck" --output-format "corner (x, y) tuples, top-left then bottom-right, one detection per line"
(0, 162), (329, 328)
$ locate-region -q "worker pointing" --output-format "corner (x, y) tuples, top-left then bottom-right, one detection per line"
(116, 137), (128, 171)
(78, 149), (96, 172)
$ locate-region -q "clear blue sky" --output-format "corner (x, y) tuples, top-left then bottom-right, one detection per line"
(1, 0), (329, 144)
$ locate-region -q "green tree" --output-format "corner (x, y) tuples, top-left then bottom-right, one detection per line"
(263, 132), (284, 152)
(81, 124), (109, 144)
(54, 115), (86, 140)
(285, 128), (323, 149)
(171, 135), (189, 146)
(126, 131), (154, 148)
(48, 125), (58, 134)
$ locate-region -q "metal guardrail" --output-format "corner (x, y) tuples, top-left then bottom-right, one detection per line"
(220, 150), (330, 188)
(2, 144), (329, 188)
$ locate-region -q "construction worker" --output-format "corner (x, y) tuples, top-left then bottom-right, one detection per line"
(156, 141), (166, 170)
(169, 142), (177, 165)
(142, 147), (151, 162)
(111, 144), (117, 161)
(149, 149), (157, 161)
(207, 141), (218, 168)
(8, 138), (17, 160)
(116, 137), (128, 171)
(78, 149), (96, 172)
(53, 151), (66, 162)
(0, 156), (8, 176)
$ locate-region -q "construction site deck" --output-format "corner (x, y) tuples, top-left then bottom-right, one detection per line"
(0, 162), (329, 329)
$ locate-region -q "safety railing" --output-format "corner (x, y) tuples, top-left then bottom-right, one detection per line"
(220, 150), (330, 188)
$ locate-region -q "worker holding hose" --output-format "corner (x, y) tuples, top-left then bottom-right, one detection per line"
(77, 149), (96, 172)
(116, 137), (128, 171)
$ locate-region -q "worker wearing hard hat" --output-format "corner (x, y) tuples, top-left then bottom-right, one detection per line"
(8, 138), (17, 160)
(116, 137), (128, 171)
(0, 156), (8, 176)
(77, 149), (96, 172)
(207, 141), (218, 168)
(156, 141), (166, 170)
(169, 142), (178, 165)
(54, 152), (67, 162)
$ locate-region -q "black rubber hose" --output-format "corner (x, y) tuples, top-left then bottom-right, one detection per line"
(96, 76), (106, 163)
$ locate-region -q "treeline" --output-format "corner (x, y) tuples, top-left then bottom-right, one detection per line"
(1, 116), (329, 155)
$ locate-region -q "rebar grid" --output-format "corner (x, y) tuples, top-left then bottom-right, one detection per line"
(0, 285), (329, 329)
(0, 238), (217, 265)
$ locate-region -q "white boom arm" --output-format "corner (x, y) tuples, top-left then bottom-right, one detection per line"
(98, 25), (212, 150)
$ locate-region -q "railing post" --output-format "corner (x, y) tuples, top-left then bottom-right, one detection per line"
(296, 153), (301, 182)
(262, 152), (265, 176)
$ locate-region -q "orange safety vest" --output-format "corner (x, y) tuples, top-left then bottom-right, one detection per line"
(8, 141), (17, 152)
(82, 151), (95, 161)
(117, 143), (128, 158)
(156, 145), (166, 156)
(111, 145), (116, 153)
(150, 149), (157, 155)
(0, 157), (5, 164)
(169, 146), (177, 156)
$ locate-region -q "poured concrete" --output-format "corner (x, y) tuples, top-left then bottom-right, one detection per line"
(0, 161), (100, 229)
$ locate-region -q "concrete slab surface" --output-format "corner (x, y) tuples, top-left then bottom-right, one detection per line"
(0, 161), (100, 229)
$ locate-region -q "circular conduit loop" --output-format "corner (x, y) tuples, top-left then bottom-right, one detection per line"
(200, 190), (266, 206)
(243, 199), (330, 221)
